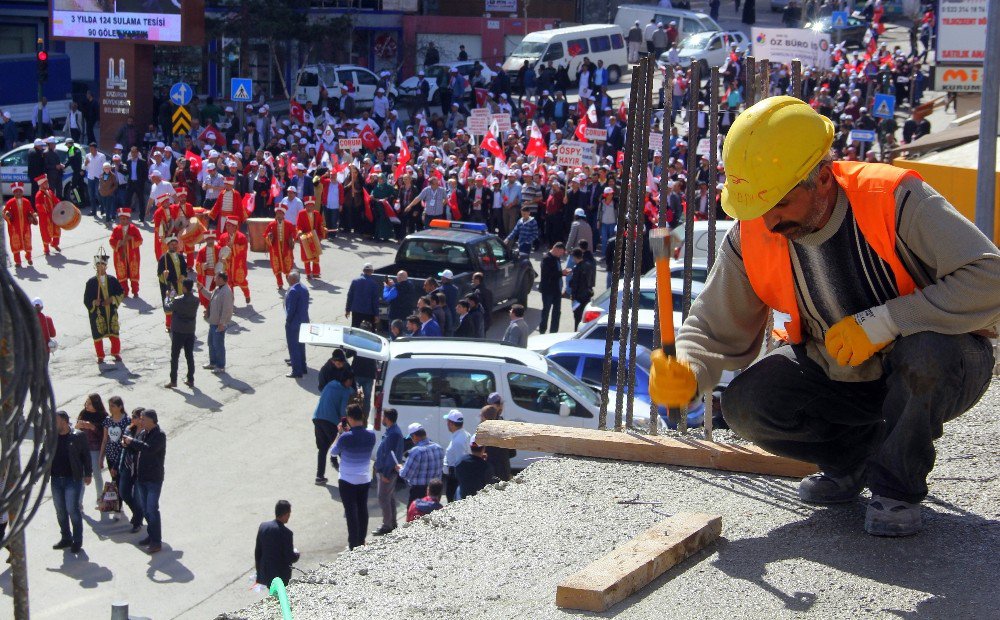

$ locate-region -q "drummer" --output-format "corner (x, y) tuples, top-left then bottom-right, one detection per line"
(296, 196), (325, 280)
(34, 174), (61, 255)
(151, 194), (175, 261)
(3, 182), (36, 268)
(265, 205), (297, 290)
(194, 230), (219, 309)
(209, 176), (246, 232)
(147, 169), (176, 218)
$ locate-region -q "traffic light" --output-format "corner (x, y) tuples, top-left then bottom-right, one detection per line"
(37, 49), (48, 83)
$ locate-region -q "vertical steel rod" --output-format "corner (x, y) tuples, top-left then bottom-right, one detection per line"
(791, 59), (802, 100)
(745, 55), (756, 106)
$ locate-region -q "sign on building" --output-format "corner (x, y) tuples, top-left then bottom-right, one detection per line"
(52, 0), (183, 42)
(750, 27), (832, 69)
(485, 0), (517, 13)
(934, 65), (983, 92)
(936, 0), (987, 65)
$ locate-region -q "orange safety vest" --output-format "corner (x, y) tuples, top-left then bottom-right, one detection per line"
(741, 161), (919, 344)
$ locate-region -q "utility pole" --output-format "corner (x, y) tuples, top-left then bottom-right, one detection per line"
(975, 1), (999, 241)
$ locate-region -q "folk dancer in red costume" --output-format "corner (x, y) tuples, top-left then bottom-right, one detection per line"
(3, 182), (36, 267)
(265, 205), (297, 289)
(296, 196), (326, 279)
(109, 208), (143, 296)
(218, 218), (251, 304)
(209, 177), (246, 232)
(34, 174), (61, 254)
(83, 248), (124, 366)
(194, 230), (219, 308)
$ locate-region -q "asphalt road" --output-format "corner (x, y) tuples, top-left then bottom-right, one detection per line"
(0, 212), (582, 619)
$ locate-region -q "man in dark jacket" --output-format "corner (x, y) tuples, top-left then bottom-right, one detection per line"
(383, 270), (418, 323)
(538, 242), (566, 334)
(51, 411), (93, 553)
(43, 138), (64, 198)
(471, 273), (494, 331)
(345, 263), (381, 328)
(464, 293), (487, 338)
(124, 409), (166, 553)
(166, 279), (200, 388)
(27, 139), (45, 197)
(255, 500), (300, 586)
(454, 300), (478, 337)
(455, 442), (495, 498)
(568, 248), (595, 329)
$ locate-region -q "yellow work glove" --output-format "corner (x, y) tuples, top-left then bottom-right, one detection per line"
(649, 349), (698, 408)
(825, 306), (898, 366)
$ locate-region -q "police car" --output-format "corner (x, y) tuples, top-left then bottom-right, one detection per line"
(0, 137), (76, 199)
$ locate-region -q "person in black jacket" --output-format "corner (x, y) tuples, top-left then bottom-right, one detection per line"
(568, 248), (595, 329)
(471, 273), (494, 331)
(454, 300), (478, 337)
(165, 279), (200, 388)
(384, 271), (418, 323)
(123, 409), (166, 553)
(455, 442), (495, 498)
(318, 347), (353, 392)
(27, 139), (46, 197)
(50, 411), (93, 553)
(255, 500), (300, 587)
(538, 242), (567, 334)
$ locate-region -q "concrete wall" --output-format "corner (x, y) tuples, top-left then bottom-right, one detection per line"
(893, 159), (1000, 243)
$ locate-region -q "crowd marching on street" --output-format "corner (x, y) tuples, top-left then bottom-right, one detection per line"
(0, 0), (949, 580)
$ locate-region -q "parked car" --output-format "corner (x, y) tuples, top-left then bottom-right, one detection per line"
(543, 340), (704, 428)
(614, 5), (721, 46)
(299, 327), (649, 467)
(1, 138), (75, 199)
(672, 219), (734, 264)
(397, 62), (495, 106)
(806, 15), (868, 49)
(659, 31), (749, 73)
(293, 64), (398, 109)
(503, 24), (628, 86)
(578, 277), (704, 331)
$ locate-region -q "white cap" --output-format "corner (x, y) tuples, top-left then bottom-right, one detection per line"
(45, 136), (56, 144)
(114, 143), (123, 150)
(206, 162), (216, 170)
(443, 410), (464, 424)
(31, 297), (43, 308)
(406, 422), (425, 438)
(150, 169), (162, 177)
(574, 208), (586, 217)
(438, 269), (454, 279)
(33, 139), (44, 147)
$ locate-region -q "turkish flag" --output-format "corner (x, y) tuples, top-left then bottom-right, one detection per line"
(523, 99), (538, 120)
(200, 124), (225, 147)
(269, 176), (281, 205)
(475, 88), (489, 108)
(448, 190), (462, 220)
(185, 150), (202, 175)
(525, 121), (548, 158)
(575, 113), (588, 142)
(432, 167), (444, 184)
(618, 100), (628, 123)
(538, 163), (547, 187)
(243, 191), (255, 215)
(394, 129), (410, 181)
(480, 125), (505, 162)
(458, 160), (471, 186)
(363, 187), (374, 222)
(381, 199), (399, 224)
(359, 125), (381, 151)
(290, 98), (305, 123)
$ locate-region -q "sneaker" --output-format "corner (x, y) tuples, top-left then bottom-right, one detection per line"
(314, 477), (328, 485)
(798, 468), (866, 504)
(371, 526), (395, 537)
(52, 539), (72, 550)
(865, 495), (922, 537)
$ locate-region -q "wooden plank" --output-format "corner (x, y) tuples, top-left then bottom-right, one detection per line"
(475, 421), (816, 478)
(556, 513), (722, 612)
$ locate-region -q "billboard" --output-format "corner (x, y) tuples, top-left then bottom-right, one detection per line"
(750, 27), (832, 69)
(52, 0), (183, 42)
(936, 0), (987, 65)
(934, 66), (983, 93)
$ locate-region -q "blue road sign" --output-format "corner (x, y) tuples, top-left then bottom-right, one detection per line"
(831, 11), (849, 29)
(849, 129), (876, 143)
(169, 82), (193, 106)
(872, 94), (896, 119)
(231, 77), (253, 103)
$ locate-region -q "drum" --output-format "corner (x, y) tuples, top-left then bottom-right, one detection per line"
(51, 201), (81, 230)
(193, 207), (211, 231)
(246, 217), (271, 253)
(180, 219), (206, 246)
(301, 231), (323, 261)
(215, 245), (231, 273)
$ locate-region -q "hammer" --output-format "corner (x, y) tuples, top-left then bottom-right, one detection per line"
(648, 227), (683, 427)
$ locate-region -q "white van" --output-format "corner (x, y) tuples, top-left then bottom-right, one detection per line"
(299, 325), (648, 468)
(503, 24), (629, 85)
(614, 4), (722, 45)
(293, 64), (398, 110)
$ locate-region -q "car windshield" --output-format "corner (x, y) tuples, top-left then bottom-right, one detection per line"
(546, 358), (600, 408)
(510, 40), (547, 58)
(680, 32), (713, 50)
(425, 65), (449, 80)
(399, 240), (472, 266)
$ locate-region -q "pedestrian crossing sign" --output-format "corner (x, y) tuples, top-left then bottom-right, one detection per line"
(831, 11), (849, 29)
(231, 77), (253, 103)
(872, 94), (895, 119)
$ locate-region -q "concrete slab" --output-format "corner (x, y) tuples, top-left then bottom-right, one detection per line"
(228, 382), (1000, 620)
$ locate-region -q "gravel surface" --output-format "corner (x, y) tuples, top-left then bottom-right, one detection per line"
(226, 382), (1000, 620)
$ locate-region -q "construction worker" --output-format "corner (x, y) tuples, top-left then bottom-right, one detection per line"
(649, 96), (1000, 538)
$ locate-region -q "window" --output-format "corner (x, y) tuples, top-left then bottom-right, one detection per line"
(589, 36), (611, 53)
(542, 44), (564, 62)
(389, 369), (437, 406)
(1, 150), (27, 167)
(549, 355), (580, 374)
(566, 38), (589, 57)
(708, 36), (723, 51)
(354, 70), (378, 86)
(507, 372), (589, 418)
(485, 238), (510, 263)
(337, 70), (354, 85)
(389, 368), (496, 408)
(682, 19), (707, 35)
(399, 240), (472, 266)
(585, 326), (656, 351)
(581, 356), (617, 388)
(611, 33), (624, 49)
(297, 71), (319, 88)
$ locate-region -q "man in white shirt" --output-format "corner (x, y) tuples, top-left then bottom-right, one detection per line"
(201, 163), (225, 208)
(62, 102), (85, 142)
(371, 89), (390, 125)
(148, 149), (171, 183)
(442, 410), (471, 502)
(84, 142), (107, 216)
(147, 170), (176, 213)
(280, 186), (305, 224)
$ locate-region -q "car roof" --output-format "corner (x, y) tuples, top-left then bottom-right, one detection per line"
(404, 228), (491, 244)
(618, 4), (715, 18)
(524, 24), (622, 40)
(389, 337), (548, 371)
(545, 339), (653, 359)
(592, 308), (657, 327)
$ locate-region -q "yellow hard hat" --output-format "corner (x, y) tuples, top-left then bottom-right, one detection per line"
(721, 96), (834, 221)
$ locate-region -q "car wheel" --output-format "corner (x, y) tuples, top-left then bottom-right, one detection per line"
(516, 273), (533, 305)
(608, 65), (621, 84)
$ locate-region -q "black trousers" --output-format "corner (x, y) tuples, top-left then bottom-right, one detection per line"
(169, 332), (195, 383)
(407, 484), (427, 504)
(721, 332), (993, 504)
(313, 419), (339, 479)
(338, 480), (370, 549)
(572, 302), (587, 330)
(539, 291), (561, 334)
(444, 467), (458, 502)
(126, 182), (145, 220)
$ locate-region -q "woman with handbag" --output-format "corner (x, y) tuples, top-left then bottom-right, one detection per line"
(76, 393), (108, 509)
(116, 407), (145, 532)
(100, 396), (130, 520)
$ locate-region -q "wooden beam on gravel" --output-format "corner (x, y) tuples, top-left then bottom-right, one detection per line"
(556, 512), (723, 612)
(475, 420), (816, 478)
